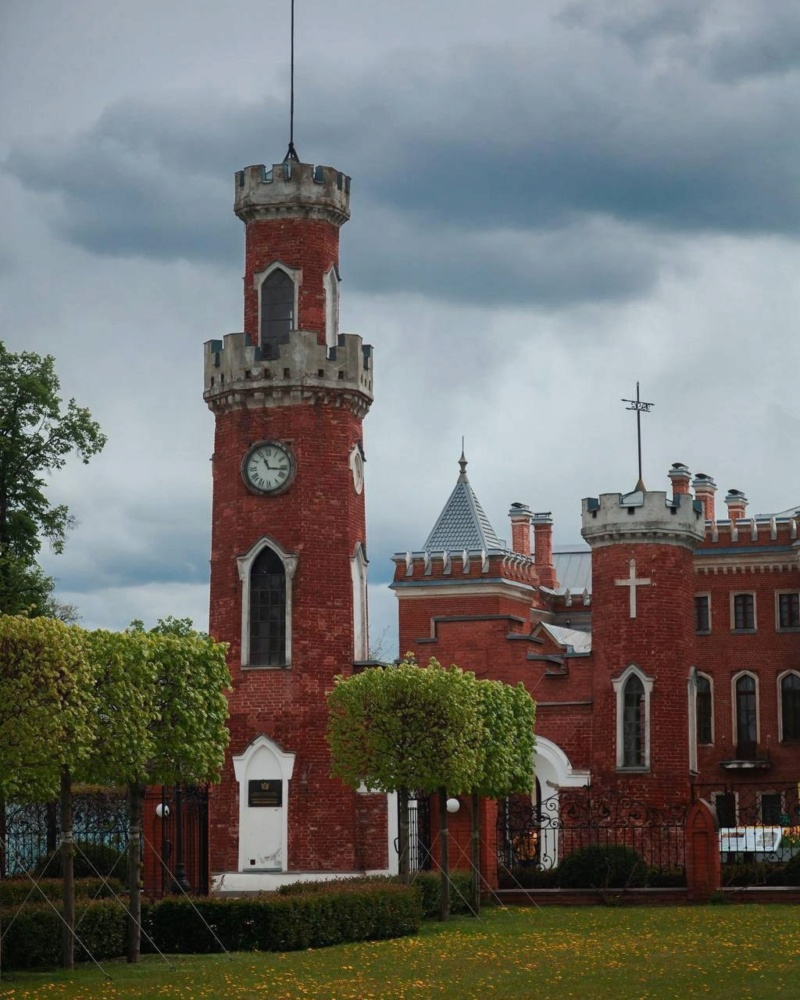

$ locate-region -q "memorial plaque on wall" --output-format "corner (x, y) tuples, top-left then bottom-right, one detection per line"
(248, 780), (283, 807)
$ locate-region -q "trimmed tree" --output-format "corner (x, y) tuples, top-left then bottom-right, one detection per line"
(82, 624), (230, 962)
(467, 679), (536, 912)
(327, 655), (485, 917)
(0, 614), (97, 969)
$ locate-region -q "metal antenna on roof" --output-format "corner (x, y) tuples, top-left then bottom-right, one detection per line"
(458, 437), (468, 480)
(284, 0), (300, 162)
(621, 382), (654, 492)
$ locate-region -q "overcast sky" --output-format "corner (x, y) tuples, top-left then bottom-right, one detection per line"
(2, 0), (800, 653)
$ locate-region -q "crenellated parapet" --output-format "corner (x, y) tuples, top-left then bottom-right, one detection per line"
(235, 162), (351, 227)
(581, 490), (705, 550)
(391, 547), (539, 587)
(203, 329), (373, 417)
(696, 514), (800, 575)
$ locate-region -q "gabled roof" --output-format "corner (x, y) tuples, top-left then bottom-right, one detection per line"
(423, 452), (505, 552)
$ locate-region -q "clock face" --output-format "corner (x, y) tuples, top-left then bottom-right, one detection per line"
(242, 441), (295, 495)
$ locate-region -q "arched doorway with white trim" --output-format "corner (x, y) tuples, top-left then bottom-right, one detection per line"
(532, 737), (591, 869)
(232, 734), (295, 872)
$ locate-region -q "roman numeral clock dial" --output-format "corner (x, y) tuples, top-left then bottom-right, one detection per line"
(242, 441), (296, 496)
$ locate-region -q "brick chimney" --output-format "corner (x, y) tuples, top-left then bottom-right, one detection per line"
(724, 489), (748, 524)
(692, 473), (717, 522)
(668, 462), (691, 495)
(508, 503), (532, 556)
(533, 512), (557, 589)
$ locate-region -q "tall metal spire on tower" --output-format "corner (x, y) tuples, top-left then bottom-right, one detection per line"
(621, 381), (654, 492)
(284, 0), (300, 162)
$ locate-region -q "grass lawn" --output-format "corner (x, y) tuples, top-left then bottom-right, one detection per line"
(2, 904), (799, 999)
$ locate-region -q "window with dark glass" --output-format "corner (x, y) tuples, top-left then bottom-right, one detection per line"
(695, 595), (710, 632)
(260, 269), (294, 352)
(249, 547), (286, 666)
(779, 593), (800, 629)
(781, 673), (800, 740)
(696, 675), (712, 744)
(735, 674), (757, 758)
(761, 792), (782, 825)
(715, 792), (736, 828)
(733, 593), (755, 631)
(622, 674), (645, 767)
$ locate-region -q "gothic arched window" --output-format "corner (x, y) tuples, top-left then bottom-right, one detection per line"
(735, 673), (757, 759)
(781, 672), (800, 741)
(249, 547), (287, 666)
(260, 269), (295, 350)
(622, 674), (645, 767)
(696, 674), (713, 745)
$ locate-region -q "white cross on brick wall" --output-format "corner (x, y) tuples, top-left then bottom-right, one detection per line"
(615, 558), (651, 618)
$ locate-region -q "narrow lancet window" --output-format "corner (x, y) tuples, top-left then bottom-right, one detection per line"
(250, 547), (287, 666)
(260, 269), (294, 352)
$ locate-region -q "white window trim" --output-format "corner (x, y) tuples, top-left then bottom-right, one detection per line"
(323, 265), (340, 351)
(695, 592), (711, 633)
(612, 663), (653, 771)
(688, 668), (698, 774)
(777, 669), (800, 742)
(731, 670), (760, 748)
(730, 590), (757, 632)
(351, 542), (369, 662)
(775, 590), (800, 631)
(694, 670), (714, 746)
(237, 535), (298, 669)
(253, 261), (301, 343)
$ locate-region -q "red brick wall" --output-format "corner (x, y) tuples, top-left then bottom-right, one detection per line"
(243, 218), (340, 343)
(587, 541), (697, 804)
(694, 563), (800, 782)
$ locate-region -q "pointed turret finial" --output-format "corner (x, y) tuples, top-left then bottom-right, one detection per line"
(458, 437), (468, 481)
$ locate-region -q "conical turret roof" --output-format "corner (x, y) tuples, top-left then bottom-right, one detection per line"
(423, 451), (504, 552)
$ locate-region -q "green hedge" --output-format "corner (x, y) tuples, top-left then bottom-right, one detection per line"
(33, 841), (127, 883)
(148, 885), (422, 954)
(0, 900), (126, 970)
(0, 877), (125, 907)
(278, 872), (475, 918)
(502, 847), (686, 890)
(1, 883), (422, 969)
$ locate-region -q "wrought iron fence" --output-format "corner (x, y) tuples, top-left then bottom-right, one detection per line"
(1, 789), (128, 878)
(497, 788), (688, 886)
(154, 785), (210, 896)
(693, 780), (800, 886)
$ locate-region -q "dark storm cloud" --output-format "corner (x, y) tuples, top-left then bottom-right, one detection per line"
(5, 6), (800, 304)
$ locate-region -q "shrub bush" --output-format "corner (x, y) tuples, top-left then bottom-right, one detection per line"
(501, 866), (560, 889)
(278, 871), (475, 917)
(723, 861), (788, 887)
(0, 876), (125, 907)
(0, 900), (126, 970)
(556, 845), (648, 889)
(149, 883), (422, 954)
(781, 853), (800, 886)
(33, 841), (127, 883)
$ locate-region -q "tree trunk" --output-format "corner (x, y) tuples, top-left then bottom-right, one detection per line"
(397, 786), (410, 884)
(470, 792), (481, 915)
(60, 767), (74, 970)
(127, 781), (144, 964)
(438, 787), (449, 922)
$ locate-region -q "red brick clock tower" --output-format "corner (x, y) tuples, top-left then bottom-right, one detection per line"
(203, 159), (384, 880)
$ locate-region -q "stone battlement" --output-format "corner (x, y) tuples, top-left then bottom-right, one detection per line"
(203, 330), (372, 416)
(392, 548), (539, 587)
(581, 490), (705, 549)
(235, 162), (351, 227)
